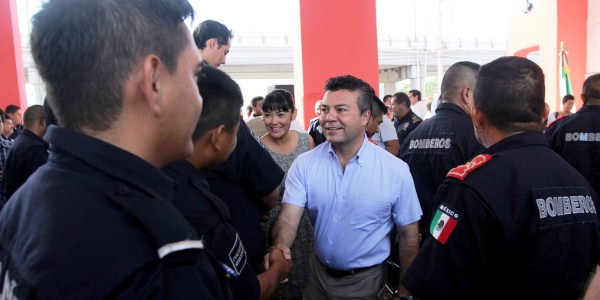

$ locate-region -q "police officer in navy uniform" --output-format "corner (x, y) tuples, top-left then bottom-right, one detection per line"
(546, 73), (600, 197)
(391, 92), (423, 148)
(0, 0), (230, 298)
(163, 66), (292, 300)
(402, 56), (600, 300)
(400, 61), (484, 238)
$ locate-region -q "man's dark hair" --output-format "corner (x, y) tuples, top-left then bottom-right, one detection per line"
(382, 95), (392, 103)
(562, 94), (575, 103)
(582, 73), (600, 101)
(441, 61), (480, 100)
(474, 56), (545, 132)
(251, 96), (264, 107)
(409, 89), (422, 101)
(262, 89), (294, 113)
(5, 105), (20, 117)
(371, 96), (387, 117)
(393, 92), (410, 107)
(192, 66), (243, 140)
(193, 20), (233, 49)
(30, 0), (194, 132)
(23, 105), (45, 128)
(324, 75), (375, 114)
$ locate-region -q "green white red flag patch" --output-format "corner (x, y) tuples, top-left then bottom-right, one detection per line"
(430, 208), (458, 244)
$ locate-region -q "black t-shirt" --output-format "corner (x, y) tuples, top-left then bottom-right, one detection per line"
(163, 160), (260, 300)
(402, 131), (600, 299)
(200, 120), (284, 267)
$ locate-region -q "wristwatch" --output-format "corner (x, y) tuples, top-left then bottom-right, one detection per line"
(392, 290), (414, 300)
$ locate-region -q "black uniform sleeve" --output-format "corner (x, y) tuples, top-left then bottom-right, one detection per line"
(402, 183), (503, 299)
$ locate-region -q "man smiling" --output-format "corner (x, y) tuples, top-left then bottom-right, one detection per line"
(270, 75), (421, 299)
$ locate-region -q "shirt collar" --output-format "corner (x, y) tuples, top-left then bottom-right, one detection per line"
(327, 134), (370, 167)
(46, 125), (176, 200)
(484, 131), (548, 155)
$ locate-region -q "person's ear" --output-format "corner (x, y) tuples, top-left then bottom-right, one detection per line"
(211, 125), (227, 151)
(291, 108), (297, 120)
(471, 105), (485, 134)
(581, 94), (588, 105)
(140, 54), (162, 116)
(361, 109), (371, 126)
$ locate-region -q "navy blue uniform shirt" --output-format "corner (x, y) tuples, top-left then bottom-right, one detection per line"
(402, 131), (600, 300)
(0, 126), (229, 299)
(200, 120), (284, 268)
(399, 103), (484, 231)
(1, 129), (49, 203)
(546, 105), (600, 196)
(393, 109), (422, 147)
(163, 160), (261, 300)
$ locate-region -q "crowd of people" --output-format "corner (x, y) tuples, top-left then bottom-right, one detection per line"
(0, 0), (599, 299)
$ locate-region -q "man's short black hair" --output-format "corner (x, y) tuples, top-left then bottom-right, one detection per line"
(5, 105), (20, 117)
(562, 94), (575, 103)
(393, 92), (410, 107)
(441, 61), (480, 100)
(192, 66), (243, 140)
(251, 96), (264, 107)
(193, 20), (233, 49)
(474, 56), (545, 132)
(324, 75), (375, 115)
(582, 73), (600, 101)
(23, 105), (45, 128)
(31, 0), (194, 132)
(409, 89), (421, 101)
(371, 96), (387, 117)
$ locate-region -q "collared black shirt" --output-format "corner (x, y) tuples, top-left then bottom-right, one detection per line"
(163, 160), (260, 300)
(200, 120), (284, 268)
(402, 131), (600, 299)
(546, 105), (600, 196)
(399, 103), (484, 231)
(1, 129), (49, 202)
(393, 109), (422, 147)
(0, 126), (229, 299)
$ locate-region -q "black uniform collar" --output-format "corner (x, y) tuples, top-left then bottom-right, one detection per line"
(397, 109), (416, 123)
(484, 131), (548, 155)
(435, 102), (469, 116)
(45, 125), (175, 201)
(20, 129), (50, 149)
(577, 104), (600, 113)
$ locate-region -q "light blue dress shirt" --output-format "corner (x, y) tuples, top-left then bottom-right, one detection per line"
(283, 135), (422, 270)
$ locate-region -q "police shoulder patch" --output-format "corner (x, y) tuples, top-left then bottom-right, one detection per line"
(446, 154), (492, 181)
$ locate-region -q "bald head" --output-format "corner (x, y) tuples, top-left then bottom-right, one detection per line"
(440, 61), (480, 105)
(23, 105), (45, 128)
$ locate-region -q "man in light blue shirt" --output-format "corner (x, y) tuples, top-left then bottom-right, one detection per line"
(270, 75), (421, 300)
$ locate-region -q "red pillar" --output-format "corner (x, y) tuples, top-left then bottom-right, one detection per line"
(557, 0), (587, 108)
(0, 0), (26, 111)
(297, 0), (379, 127)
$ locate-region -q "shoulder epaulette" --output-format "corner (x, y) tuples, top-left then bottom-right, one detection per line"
(446, 154), (492, 181)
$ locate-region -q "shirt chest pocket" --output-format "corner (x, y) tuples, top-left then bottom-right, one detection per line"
(350, 196), (391, 231)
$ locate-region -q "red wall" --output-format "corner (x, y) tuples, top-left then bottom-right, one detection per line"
(0, 0), (27, 110)
(557, 0), (587, 107)
(298, 0), (379, 126)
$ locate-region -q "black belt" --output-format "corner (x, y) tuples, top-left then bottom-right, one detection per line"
(318, 259), (378, 278)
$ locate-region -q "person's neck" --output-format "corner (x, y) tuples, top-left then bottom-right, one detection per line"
(332, 135), (364, 171)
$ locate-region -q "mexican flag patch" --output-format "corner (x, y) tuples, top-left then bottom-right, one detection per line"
(430, 208), (459, 244)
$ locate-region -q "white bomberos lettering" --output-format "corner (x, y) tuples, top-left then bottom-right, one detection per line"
(536, 195), (597, 218)
(565, 132), (600, 142)
(408, 138), (452, 150)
